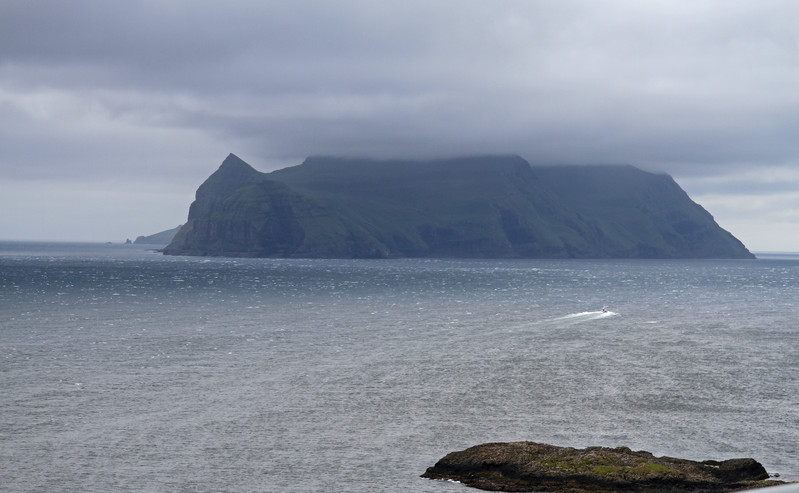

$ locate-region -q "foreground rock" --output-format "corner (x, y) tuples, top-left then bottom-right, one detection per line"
(422, 442), (786, 492)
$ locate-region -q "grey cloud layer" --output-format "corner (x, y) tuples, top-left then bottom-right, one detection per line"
(2, 0), (799, 177)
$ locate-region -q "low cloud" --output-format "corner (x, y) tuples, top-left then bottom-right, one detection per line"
(1, 0), (798, 247)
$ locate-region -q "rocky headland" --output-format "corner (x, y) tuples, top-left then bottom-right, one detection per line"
(422, 442), (788, 492)
(163, 154), (754, 259)
(133, 225), (183, 245)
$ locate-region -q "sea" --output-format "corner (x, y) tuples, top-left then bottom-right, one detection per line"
(1, 241), (797, 492)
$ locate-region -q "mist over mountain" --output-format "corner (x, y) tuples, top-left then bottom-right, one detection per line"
(163, 154), (753, 259)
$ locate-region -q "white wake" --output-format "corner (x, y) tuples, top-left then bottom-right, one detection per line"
(552, 310), (618, 322)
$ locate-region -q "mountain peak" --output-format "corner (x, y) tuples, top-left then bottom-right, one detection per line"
(209, 153), (261, 183)
(219, 153), (257, 173)
(187, 154), (265, 219)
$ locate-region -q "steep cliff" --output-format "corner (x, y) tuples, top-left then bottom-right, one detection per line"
(163, 154), (754, 259)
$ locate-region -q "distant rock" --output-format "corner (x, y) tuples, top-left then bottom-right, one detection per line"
(422, 442), (786, 492)
(134, 225), (183, 245)
(163, 154), (755, 259)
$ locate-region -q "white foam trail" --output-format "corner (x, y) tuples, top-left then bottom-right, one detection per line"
(552, 310), (618, 322)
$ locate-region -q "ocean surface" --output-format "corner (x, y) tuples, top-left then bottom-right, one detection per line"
(2, 242), (797, 492)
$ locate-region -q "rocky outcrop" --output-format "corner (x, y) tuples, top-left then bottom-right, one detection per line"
(422, 442), (786, 492)
(133, 225), (183, 245)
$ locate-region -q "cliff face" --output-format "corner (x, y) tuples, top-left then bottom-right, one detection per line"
(163, 154), (754, 259)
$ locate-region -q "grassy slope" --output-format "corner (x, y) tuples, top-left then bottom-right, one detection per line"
(270, 156), (590, 257)
(532, 165), (752, 258)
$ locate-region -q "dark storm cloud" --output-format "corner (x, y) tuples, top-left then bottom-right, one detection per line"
(0, 2), (430, 93)
(4, 0), (799, 176)
(2, 0), (799, 246)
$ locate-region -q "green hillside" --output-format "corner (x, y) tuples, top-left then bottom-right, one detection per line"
(163, 154), (754, 259)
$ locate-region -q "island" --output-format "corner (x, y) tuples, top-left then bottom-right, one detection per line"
(421, 442), (787, 492)
(163, 153), (754, 259)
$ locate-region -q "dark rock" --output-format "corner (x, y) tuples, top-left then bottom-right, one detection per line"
(702, 458), (769, 483)
(421, 442), (786, 492)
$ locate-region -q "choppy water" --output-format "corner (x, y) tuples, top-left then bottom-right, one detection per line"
(1, 242), (798, 492)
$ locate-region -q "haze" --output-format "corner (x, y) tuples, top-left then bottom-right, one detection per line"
(2, 1), (798, 251)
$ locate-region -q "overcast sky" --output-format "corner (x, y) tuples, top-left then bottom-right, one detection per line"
(2, 1), (798, 251)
